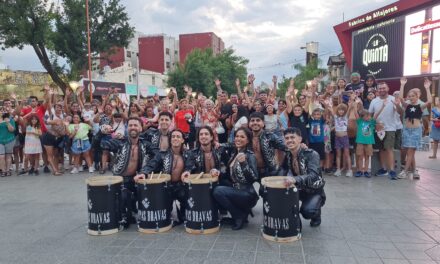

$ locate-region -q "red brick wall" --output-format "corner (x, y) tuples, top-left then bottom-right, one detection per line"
(100, 47), (125, 69)
(139, 36), (165, 73)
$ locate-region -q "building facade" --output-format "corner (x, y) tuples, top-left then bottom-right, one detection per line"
(179, 32), (225, 63)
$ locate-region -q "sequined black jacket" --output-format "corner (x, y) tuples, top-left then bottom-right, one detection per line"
(101, 138), (158, 176)
(140, 128), (170, 149)
(250, 131), (287, 177)
(140, 149), (192, 176)
(279, 148), (325, 191)
(226, 149), (259, 186)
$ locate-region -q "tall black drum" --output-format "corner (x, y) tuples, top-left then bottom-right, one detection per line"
(261, 176), (301, 242)
(86, 176), (123, 236)
(183, 174), (220, 234)
(136, 174), (172, 233)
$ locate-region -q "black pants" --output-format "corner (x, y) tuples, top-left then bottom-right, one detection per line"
(169, 182), (186, 222)
(121, 176), (137, 223)
(299, 189), (325, 220)
(212, 185), (258, 220)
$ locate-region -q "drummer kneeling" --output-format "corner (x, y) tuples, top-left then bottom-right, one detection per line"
(280, 128), (326, 227)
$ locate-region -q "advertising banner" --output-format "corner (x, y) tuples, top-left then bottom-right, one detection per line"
(403, 4), (440, 76)
(352, 17), (405, 79)
(82, 80), (126, 96)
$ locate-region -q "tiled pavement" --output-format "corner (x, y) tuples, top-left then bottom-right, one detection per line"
(1, 152), (440, 264)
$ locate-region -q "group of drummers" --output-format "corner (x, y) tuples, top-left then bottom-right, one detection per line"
(99, 111), (326, 232)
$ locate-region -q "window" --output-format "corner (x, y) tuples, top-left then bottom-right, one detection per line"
(166, 48), (170, 55)
(152, 76), (156, 85)
(126, 50), (131, 58)
(166, 62), (170, 69)
(129, 75), (132, 82)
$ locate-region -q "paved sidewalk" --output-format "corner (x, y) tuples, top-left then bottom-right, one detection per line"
(0, 152), (440, 264)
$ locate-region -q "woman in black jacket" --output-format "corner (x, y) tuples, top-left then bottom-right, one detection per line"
(212, 127), (259, 230)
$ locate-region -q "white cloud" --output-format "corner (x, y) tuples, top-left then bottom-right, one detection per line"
(0, 0), (397, 83)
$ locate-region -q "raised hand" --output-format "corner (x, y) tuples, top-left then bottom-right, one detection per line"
(289, 78), (295, 87)
(424, 78), (432, 89)
(400, 77), (407, 86)
(214, 78), (221, 87)
(235, 78), (240, 87)
(237, 153), (246, 163)
(272, 75), (278, 83)
(247, 74), (255, 84)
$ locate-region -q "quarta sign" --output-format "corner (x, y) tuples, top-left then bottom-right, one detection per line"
(352, 17), (405, 79)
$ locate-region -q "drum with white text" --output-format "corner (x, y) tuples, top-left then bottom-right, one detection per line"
(86, 176), (123, 236)
(183, 174), (220, 234)
(136, 174), (172, 233)
(261, 176), (301, 242)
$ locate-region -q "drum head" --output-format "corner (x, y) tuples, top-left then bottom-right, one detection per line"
(86, 176), (123, 186)
(184, 174), (219, 184)
(137, 174), (171, 184)
(262, 176), (294, 189)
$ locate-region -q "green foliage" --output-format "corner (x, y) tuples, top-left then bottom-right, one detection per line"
(167, 48), (248, 98)
(276, 59), (327, 97)
(0, 0), (134, 94)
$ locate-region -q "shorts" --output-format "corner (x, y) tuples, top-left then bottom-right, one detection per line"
(309, 142), (325, 160)
(71, 139), (91, 154)
(0, 140), (15, 155)
(41, 132), (64, 148)
(402, 126), (422, 149)
(374, 131), (395, 151)
(356, 144), (373, 156)
(335, 135), (349, 149)
(394, 129), (402, 150)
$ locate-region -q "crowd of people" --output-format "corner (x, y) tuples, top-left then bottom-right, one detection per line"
(0, 72), (439, 229)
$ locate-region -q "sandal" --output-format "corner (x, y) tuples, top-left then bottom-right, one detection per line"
(5, 171), (12, 177)
(0, 172), (5, 177)
(429, 156), (437, 159)
(99, 169), (106, 174)
(53, 171), (63, 176)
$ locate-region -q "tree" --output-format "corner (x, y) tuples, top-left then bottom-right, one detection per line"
(0, 0), (134, 94)
(167, 48), (248, 98)
(276, 58), (327, 97)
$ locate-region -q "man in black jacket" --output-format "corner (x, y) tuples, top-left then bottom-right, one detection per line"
(135, 129), (191, 225)
(280, 127), (326, 227)
(248, 112), (286, 178)
(101, 117), (158, 227)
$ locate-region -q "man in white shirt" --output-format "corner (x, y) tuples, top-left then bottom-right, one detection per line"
(368, 82), (402, 180)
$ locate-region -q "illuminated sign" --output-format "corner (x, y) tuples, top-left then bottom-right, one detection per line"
(348, 6), (398, 28)
(403, 4), (440, 76)
(352, 18), (404, 78)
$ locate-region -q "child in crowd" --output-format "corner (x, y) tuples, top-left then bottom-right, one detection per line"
(308, 108), (326, 167)
(23, 115), (42, 175)
(68, 113), (94, 174)
(333, 103), (353, 177)
(354, 109), (376, 177)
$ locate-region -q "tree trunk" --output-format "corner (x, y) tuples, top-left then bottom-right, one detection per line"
(32, 43), (68, 95)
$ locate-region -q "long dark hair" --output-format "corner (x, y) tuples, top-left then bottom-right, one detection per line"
(28, 114), (41, 129)
(236, 105), (249, 120)
(196, 125), (215, 148)
(234, 127), (252, 150)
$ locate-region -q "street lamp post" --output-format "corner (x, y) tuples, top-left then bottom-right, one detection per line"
(86, 0), (93, 102)
(137, 52), (140, 100)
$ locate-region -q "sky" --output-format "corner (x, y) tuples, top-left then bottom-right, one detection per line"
(0, 0), (396, 84)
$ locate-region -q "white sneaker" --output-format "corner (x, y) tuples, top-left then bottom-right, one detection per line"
(397, 170), (407, 179)
(78, 166), (84, 172)
(71, 167), (79, 174)
(88, 167), (95, 173)
(411, 171), (419, 180)
(345, 170), (353, 177)
(334, 169), (342, 177)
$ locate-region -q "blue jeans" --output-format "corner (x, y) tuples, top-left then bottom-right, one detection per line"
(212, 185), (258, 220)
